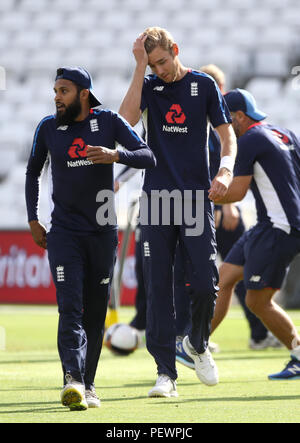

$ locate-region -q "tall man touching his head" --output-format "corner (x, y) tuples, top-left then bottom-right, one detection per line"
(119, 28), (237, 398)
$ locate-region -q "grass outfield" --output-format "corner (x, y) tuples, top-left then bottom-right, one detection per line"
(0, 304), (300, 424)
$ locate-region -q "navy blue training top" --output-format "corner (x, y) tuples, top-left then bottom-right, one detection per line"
(25, 108), (156, 234)
(140, 70), (231, 196)
(234, 122), (300, 234)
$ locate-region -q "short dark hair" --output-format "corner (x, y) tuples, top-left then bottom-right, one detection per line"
(74, 83), (92, 107)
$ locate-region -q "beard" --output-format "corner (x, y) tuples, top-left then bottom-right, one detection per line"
(55, 94), (82, 127)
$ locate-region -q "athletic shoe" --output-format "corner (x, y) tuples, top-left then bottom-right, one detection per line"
(85, 386), (101, 408)
(182, 336), (219, 386)
(176, 336), (195, 369)
(176, 336), (220, 371)
(148, 374), (178, 398)
(208, 341), (220, 353)
(61, 374), (88, 411)
(249, 332), (283, 350)
(268, 359), (300, 380)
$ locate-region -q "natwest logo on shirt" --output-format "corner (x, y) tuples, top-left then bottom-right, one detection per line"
(165, 104), (186, 124)
(68, 138), (88, 158)
(163, 104), (188, 134)
(67, 138), (93, 167)
(271, 130), (295, 151)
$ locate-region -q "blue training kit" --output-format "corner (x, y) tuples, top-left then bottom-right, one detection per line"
(225, 122), (300, 291)
(26, 108), (155, 234)
(210, 127), (268, 341)
(139, 70), (231, 380)
(25, 107), (156, 388)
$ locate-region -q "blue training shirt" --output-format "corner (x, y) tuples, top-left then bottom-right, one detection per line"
(25, 108), (156, 234)
(234, 122), (300, 234)
(140, 70), (231, 195)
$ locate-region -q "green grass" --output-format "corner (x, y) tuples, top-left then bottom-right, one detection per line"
(0, 305), (300, 423)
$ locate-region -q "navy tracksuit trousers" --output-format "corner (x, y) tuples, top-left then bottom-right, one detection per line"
(141, 200), (219, 381)
(47, 229), (118, 389)
(130, 225), (189, 335)
(130, 226), (193, 337)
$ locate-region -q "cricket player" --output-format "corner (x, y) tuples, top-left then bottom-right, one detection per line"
(119, 27), (237, 397)
(211, 88), (300, 380)
(25, 66), (156, 410)
(202, 64), (281, 351)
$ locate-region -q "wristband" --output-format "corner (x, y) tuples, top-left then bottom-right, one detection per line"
(219, 156), (234, 173)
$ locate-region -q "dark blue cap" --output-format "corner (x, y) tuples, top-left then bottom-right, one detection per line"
(55, 66), (101, 108)
(224, 88), (267, 121)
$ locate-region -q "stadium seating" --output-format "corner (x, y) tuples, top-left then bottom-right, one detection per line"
(0, 0), (300, 228)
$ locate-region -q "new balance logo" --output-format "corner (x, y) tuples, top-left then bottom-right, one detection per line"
(57, 125), (68, 131)
(56, 266), (65, 282)
(209, 253), (217, 261)
(153, 86), (164, 91)
(250, 275), (261, 282)
(191, 82), (198, 96)
(90, 119), (99, 132)
(288, 364), (300, 375)
(100, 277), (110, 285)
(144, 242), (150, 257)
(176, 341), (184, 353)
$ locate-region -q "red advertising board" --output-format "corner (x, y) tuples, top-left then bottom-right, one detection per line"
(0, 230), (137, 305)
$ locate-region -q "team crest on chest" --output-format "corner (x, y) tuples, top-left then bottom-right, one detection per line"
(191, 82), (198, 97)
(90, 119), (99, 132)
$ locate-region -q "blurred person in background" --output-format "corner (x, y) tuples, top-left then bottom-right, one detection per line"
(201, 64), (282, 351)
(211, 88), (300, 380)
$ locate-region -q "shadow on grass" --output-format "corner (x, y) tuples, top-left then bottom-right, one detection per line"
(0, 358), (58, 365)
(215, 353), (288, 362)
(150, 394), (300, 405)
(0, 401), (67, 415)
(0, 386), (60, 392)
(102, 396), (148, 402)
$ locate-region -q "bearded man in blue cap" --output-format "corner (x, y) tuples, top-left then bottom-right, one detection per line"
(25, 67), (156, 410)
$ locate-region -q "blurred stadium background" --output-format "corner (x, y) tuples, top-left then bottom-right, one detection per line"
(0, 0), (299, 305)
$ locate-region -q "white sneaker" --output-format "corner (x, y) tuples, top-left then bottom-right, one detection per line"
(148, 374), (178, 398)
(60, 374), (88, 411)
(183, 336), (219, 386)
(208, 341), (220, 353)
(85, 387), (101, 408)
(249, 332), (283, 350)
